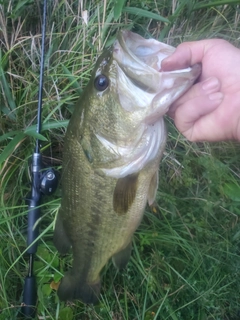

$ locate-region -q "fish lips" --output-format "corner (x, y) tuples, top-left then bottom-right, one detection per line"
(114, 30), (201, 93)
(145, 63), (202, 122)
(113, 30), (201, 118)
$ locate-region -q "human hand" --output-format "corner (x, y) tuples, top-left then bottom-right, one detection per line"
(162, 39), (240, 142)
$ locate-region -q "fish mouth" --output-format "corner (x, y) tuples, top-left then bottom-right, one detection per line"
(113, 30), (201, 93)
(116, 30), (174, 72)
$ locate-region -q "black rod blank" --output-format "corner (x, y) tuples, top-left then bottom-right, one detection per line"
(21, 0), (47, 317)
(36, 0), (47, 153)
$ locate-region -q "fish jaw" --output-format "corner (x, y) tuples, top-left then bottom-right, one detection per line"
(145, 63), (202, 123)
(113, 30), (201, 118)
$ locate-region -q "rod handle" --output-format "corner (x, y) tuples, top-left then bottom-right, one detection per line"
(21, 276), (37, 318)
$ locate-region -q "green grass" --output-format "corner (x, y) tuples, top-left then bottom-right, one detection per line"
(1, 0), (240, 319)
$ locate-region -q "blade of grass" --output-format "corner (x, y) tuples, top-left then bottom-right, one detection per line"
(0, 54), (16, 120)
(24, 120), (69, 134)
(0, 133), (25, 166)
(123, 7), (170, 24)
(193, 0), (240, 10)
(114, 0), (127, 21)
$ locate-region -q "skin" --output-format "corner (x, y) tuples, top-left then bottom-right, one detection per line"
(161, 39), (240, 142)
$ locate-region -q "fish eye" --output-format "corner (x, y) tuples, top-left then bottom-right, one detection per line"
(94, 74), (109, 91)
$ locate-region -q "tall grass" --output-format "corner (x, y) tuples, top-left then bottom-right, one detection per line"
(1, 0), (240, 319)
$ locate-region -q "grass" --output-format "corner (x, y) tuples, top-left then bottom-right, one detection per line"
(1, 0), (240, 319)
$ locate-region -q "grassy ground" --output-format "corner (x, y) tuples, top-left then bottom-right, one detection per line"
(1, 0), (240, 319)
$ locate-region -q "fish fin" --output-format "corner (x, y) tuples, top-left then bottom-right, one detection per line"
(53, 210), (71, 254)
(80, 136), (94, 163)
(147, 170), (159, 206)
(113, 173), (138, 215)
(112, 241), (132, 270)
(57, 271), (100, 304)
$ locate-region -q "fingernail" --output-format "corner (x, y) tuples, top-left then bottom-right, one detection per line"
(202, 77), (220, 91)
(209, 92), (223, 101)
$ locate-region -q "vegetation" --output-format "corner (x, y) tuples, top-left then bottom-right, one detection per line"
(1, 0), (240, 319)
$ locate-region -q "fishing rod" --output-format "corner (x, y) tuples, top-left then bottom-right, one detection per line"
(20, 0), (58, 317)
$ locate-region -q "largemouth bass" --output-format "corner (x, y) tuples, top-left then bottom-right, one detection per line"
(53, 30), (201, 304)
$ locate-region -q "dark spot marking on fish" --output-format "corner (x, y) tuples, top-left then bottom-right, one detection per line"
(113, 173), (139, 215)
(94, 75), (109, 91)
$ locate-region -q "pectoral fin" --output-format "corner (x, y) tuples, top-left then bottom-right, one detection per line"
(112, 241), (132, 270)
(80, 136), (94, 163)
(53, 209), (71, 254)
(113, 173), (138, 215)
(147, 170), (159, 206)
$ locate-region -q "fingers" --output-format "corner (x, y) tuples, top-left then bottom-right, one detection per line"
(168, 77), (224, 141)
(168, 77), (221, 118)
(162, 40), (214, 71)
(173, 92), (223, 141)
(161, 39), (240, 142)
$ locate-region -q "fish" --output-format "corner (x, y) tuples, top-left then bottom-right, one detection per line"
(53, 30), (201, 304)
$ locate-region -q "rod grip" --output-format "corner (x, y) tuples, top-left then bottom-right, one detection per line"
(21, 276), (37, 318)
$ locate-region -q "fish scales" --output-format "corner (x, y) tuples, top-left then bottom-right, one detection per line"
(54, 30), (201, 304)
(58, 122), (163, 294)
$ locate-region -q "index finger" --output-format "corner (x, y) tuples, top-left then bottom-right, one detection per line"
(161, 40), (213, 71)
